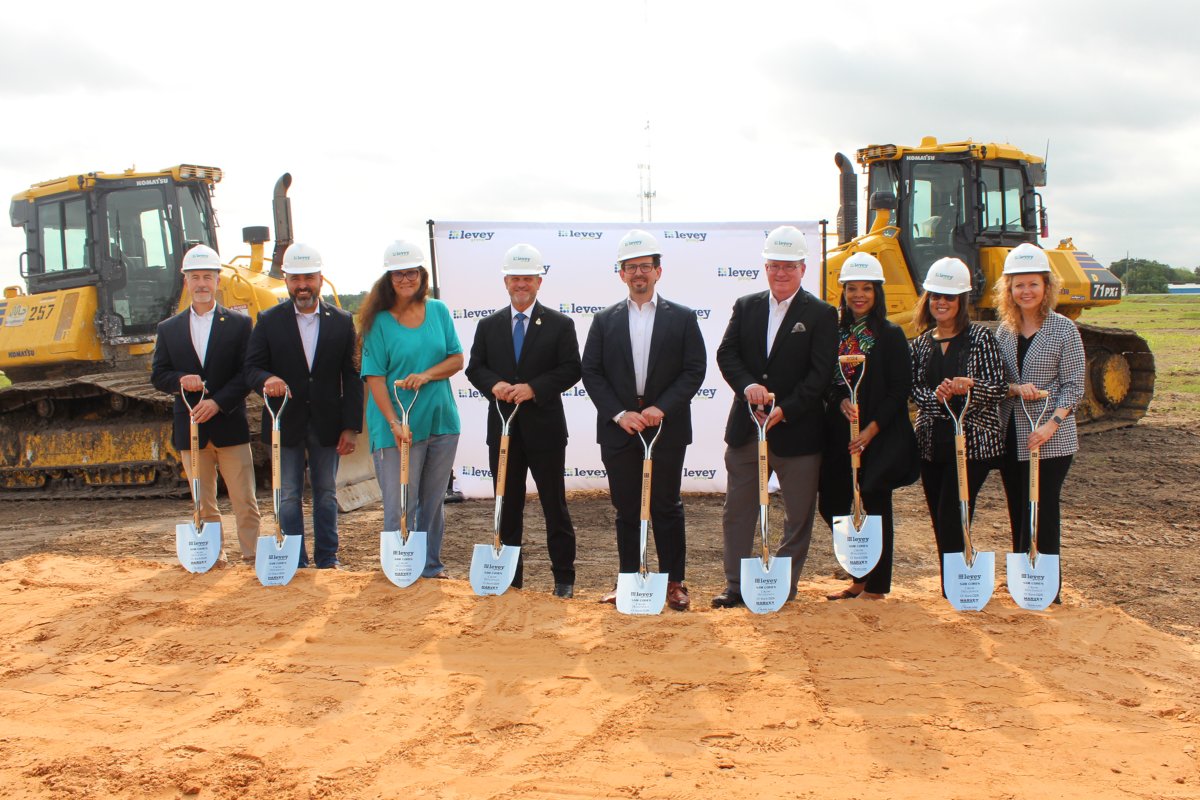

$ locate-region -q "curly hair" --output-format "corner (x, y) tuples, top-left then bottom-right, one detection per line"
(993, 270), (1061, 329)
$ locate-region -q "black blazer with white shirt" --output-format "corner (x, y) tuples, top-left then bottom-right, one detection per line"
(243, 299), (363, 448)
(151, 304), (253, 450)
(716, 288), (838, 456)
(581, 294), (707, 453)
(465, 301), (581, 451)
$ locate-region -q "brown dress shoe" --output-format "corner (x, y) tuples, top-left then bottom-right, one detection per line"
(667, 581), (690, 612)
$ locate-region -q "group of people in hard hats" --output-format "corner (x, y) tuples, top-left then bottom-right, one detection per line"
(156, 226), (1083, 609)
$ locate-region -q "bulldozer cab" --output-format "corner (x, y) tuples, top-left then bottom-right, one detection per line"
(12, 168), (219, 344)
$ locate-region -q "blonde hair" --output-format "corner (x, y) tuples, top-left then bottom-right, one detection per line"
(994, 271), (1061, 329)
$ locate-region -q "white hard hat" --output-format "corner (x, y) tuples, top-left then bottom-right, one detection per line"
(282, 243), (322, 275)
(762, 225), (808, 262)
(502, 243), (545, 276)
(616, 229), (661, 262)
(383, 240), (425, 271)
(839, 252), (885, 284)
(181, 244), (221, 272)
(1003, 243), (1051, 275)
(923, 257), (972, 294)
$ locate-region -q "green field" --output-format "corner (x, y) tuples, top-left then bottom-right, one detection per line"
(1083, 294), (1200, 416)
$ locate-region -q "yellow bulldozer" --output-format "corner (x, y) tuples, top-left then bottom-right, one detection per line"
(823, 136), (1153, 431)
(0, 165), (376, 505)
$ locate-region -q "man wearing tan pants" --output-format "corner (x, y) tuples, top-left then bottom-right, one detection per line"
(152, 245), (261, 562)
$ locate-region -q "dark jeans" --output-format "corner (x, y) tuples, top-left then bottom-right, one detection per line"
(489, 437), (577, 587)
(920, 458), (995, 590)
(601, 442), (687, 582)
(280, 427), (340, 568)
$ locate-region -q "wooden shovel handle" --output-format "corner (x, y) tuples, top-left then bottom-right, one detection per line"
(757, 439), (769, 506)
(640, 458), (653, 523)
(496, 434), (510, 499)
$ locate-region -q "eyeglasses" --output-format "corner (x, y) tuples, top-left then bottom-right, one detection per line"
(391, 269), (421, 283)
(929, 292), (959, 302)
(621, 263), (658, 275)
(764, 263), (800, 273)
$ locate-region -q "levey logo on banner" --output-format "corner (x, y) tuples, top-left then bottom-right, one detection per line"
(432, 220), (821, 499)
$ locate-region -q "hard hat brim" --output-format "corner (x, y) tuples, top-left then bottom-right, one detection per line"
(762, 252), (807, 262)
(502, 267), (545, 276)
(283, 266), (322, 275)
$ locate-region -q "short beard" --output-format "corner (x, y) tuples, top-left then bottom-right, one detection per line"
(292, 291), (317, 311)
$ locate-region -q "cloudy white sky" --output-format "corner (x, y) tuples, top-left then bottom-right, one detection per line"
(1, 0), (1196, 293)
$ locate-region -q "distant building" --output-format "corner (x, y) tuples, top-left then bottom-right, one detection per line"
(1168, 284), (1200, 295)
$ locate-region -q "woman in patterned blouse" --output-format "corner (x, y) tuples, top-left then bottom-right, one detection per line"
(994, 244), (1086, 603)
(910, 258), (1006, 593)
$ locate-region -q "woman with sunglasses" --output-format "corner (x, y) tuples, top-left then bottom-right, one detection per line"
(359, 240), (463, 579)
(910, 258), (1006, 591)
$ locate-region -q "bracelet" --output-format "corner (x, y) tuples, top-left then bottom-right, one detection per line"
(389, 419), (402, 427)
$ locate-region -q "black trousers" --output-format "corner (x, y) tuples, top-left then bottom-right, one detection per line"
(489, 436), (576, 587)
(1000, 421), (1073, 558)
(920, 458), (995, 589)
(601, 443), (687, 582)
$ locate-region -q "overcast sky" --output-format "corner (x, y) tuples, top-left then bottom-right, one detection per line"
(1, 0), (1196, 293)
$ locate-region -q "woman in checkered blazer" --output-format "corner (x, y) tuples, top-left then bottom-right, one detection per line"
(994, 245), (1086, 600)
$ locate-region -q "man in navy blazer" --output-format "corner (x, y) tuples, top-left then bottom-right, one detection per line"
(581, 230), (707, 611)
(466, 244), (582, 597)
(244, 244), (363, 569)
(151, 245), (261, 563)
(712, 225), (838, 607)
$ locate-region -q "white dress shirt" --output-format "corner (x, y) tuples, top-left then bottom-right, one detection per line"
(510, 304), (532, 338)
(189, 305), (215, 366)
(766, 288), (800, 357)
(627, 293), (657, 396)
(295, 304), (320, 370)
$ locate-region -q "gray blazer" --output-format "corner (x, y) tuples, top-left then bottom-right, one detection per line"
(996, 311), (1086, 460)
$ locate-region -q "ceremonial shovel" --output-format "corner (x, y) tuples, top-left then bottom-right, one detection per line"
(831, 355), (884, 578)
(380, 383), (426, 588)
(941, 389), (995, 611)
(616, 422), (668, 615)
(740, 394), (791, 614)
(1006, 390), (1060, 610)
(175, 386), (221, 573)
(255, 392), (302, 586)
(469, 400), (522, 595)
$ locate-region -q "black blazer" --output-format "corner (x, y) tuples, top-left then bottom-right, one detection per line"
(581, 295), (707, 453)
(244, 300), (363, 448)
(465, 301), (581, 451)
(822, 319), (919, 492)
(716, 289), (838, 456)
(151, 304), (253, 450)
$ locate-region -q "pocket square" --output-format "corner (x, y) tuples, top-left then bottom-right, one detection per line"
(791, 322), (806, 333)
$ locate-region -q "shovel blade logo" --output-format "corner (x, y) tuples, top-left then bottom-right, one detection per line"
(1006, 553), (1060, 611)
(380, 530), (426, 588)
(615, 571), (668, 615)
(740, 555), (792, 614)
(468, 543), (520, 596)
(943, 551), (996, 611)
(831, 514), (883, 577)
(175, 522), (222, 573)
(255, 534), (302, 586)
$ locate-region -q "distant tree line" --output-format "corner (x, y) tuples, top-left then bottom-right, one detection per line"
(337, 291), (367, 313)
(1109, 258), (1200, 294)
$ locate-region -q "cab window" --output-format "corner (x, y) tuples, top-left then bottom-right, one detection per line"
(36, 198), (89, 273)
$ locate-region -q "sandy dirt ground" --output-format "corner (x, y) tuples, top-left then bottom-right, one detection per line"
(1, 405), (1198, 798)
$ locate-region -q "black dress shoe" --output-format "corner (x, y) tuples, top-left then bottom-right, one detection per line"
(553, 583), (574, 599)
(710, 590), (744, 609)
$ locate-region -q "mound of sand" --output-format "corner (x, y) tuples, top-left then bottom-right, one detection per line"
(1, 555), (1198, 799)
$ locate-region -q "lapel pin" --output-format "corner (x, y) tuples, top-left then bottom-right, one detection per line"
(219, 316), (226, 322)
(791, 322), (805, 333)
(535, 317), (542, 326)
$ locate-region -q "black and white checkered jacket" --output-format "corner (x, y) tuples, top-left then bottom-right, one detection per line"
(911, 323), (1007, 461)
(996, 311), (1086, 460)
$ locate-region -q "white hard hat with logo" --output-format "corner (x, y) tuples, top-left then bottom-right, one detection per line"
(923, 257), (972, 294)
(502, 243), (545, 276)
(181, 244), (222, 272)
(839, 252), (885, 284)
(616, 229), (661, 262)
(1002, 242), (1051, 275)
(383, 240), (425, 271)
(762, 225), (808, 262)
(282, 243), (323, 275)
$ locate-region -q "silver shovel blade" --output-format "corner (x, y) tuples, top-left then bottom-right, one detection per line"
(469, 543), (520, 596)
(831, 513), (883, 577)
(740, 555), (792, 614)
(255, 534), (302, 586)
(1006, 552), (1060, 611)
(943, 551), (996, 611)
(615, 571), (668, 615)
(175, 522), (222, 574)
(380, 530), (427, 588)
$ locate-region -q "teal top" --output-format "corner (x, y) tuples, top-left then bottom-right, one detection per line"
(360, 299), (462, 451)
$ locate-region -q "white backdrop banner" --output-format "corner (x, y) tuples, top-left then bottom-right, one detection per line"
(432, 220), (822, 499)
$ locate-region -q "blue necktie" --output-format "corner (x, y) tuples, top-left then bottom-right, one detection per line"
(513, 312), (527, 361)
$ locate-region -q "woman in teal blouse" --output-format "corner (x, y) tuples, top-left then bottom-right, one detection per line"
(359, 241), (462, 578)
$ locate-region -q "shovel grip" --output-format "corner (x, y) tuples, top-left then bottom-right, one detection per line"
(640, 458), (653, 523)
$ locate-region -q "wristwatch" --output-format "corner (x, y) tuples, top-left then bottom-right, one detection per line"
(1051, 413), (1066, 425)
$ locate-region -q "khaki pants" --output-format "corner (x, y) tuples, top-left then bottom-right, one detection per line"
(181, 442), (261, 560)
